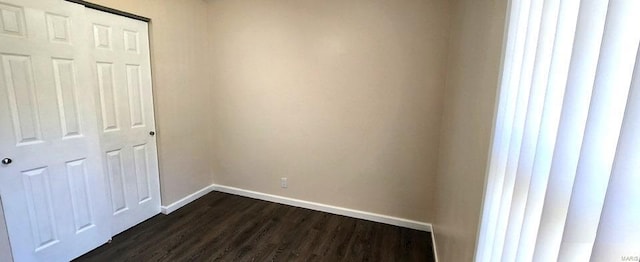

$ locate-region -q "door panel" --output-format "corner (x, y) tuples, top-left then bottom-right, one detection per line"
(52, 58), (82, 138)
(0, 1), (110, 261)
(132, 144), (151, 203)
(125, 64), (145, 128)
(87, 9), (161, 236)
(96, 62), (119, 132)
(22, 166), (59, 251)
(65, 158), (95, 233)
(2, 54), (43, 145)
(0, 3), (26, 38)
(106, 149), (127, 214)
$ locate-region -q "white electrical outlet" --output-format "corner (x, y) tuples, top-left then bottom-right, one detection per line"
(281, 177), (288, 188)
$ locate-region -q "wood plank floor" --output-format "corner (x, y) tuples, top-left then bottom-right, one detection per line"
(75, 192), (435, 262)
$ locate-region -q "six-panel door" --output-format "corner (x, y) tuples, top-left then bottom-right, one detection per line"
(87, 9), (161, 236)
(0, 0), (160, 261)
(0, 1), (111, 261)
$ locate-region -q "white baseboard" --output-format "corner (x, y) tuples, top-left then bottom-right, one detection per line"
(160, 185), (216, 214)
(212, 184), (432, 232)
(160, 183), (433, 232)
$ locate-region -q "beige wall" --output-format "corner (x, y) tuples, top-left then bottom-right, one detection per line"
(0, 0), (509, 260)
(85, 0), (213, 204)
(434, 0), (508, 261)
(207, 0), (450, 222)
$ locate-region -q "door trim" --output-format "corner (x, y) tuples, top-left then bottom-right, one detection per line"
(64, 0), (150, 22)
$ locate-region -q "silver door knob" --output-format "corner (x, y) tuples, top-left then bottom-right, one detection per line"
(1, 158), (12, 165)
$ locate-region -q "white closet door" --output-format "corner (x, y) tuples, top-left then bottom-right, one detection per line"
(86, 9), (161, 236)
(0, 0), (110, 261)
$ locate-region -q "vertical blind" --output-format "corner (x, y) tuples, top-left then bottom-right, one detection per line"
(476, 0), (640, 261)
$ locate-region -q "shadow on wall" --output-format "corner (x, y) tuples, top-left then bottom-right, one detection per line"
(434, 0), (508, 261)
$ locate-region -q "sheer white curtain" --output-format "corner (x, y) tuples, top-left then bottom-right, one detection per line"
(476, 0), (640, 261)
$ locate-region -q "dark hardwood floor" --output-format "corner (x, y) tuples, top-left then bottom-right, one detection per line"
(75, 192), (435, 262)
